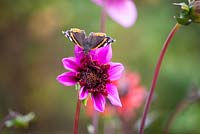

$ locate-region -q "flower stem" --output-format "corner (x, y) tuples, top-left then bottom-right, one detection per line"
(100, 0), (107, 32)
(74, 95), (81, 134)
(138, 23), (181, 134)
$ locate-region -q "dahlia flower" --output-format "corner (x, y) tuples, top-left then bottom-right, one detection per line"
(57, 45), (124, 112)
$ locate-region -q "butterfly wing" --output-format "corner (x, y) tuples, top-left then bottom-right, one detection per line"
(86, 32), (115, 50)
(63, 28), (86, 49)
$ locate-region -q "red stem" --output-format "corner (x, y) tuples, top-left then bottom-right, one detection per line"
(74, 96), (81, 134)
(138, 23), (181, 134)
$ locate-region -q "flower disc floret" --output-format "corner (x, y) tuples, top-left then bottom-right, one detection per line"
(76, 55), (111, 96)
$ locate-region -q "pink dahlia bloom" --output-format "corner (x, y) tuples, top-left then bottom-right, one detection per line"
(92, 0), (137, 28)
(57, 45), (124, 112)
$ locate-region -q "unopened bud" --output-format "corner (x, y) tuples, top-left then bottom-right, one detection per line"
(191, 0), (200, 23)
(174, 0), (200, 25)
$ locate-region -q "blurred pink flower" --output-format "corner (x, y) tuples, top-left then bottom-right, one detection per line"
(57, 45), (124, 112)
(92, 0), (137, 28)
(116, 71), (147, 119)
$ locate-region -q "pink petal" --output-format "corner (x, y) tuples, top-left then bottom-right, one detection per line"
(79, 86), (88, 100)
(91, 0), (102, 6)
(107, 0), (137, 27)
(107, 84), (122, 107)
(56, 72), (78, 86)
(109, 62), (124, 81)
(91, 93), (106, 112)
(74, 45), (84, 59)
(93, 45), (112, 64)
(62, 57), (80, 72)
(92, 0), (137, 28)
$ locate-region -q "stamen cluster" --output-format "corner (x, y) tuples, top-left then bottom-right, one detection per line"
(77, 55), (110, 96)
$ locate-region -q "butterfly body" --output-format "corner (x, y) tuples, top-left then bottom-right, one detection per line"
(63, 28), (115, 52)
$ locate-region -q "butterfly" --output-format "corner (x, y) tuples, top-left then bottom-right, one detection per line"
(62, 28), (115, 52)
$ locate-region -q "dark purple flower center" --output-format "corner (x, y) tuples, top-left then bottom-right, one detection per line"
(76, 55), (111, 96)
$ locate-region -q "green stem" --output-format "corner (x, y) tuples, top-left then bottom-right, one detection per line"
(138, 23), (181, 134)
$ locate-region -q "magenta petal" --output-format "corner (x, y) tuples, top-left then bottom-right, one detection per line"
(93, 45), (112, 64)
(56, 72), (78, 86)
(105, 0), (137, 28)
(108, 62), (124, 81)
(106, 84), (122, 107)
(79, 86), (88, 100)
(62, 57), (80, 72)
(74, 45), (84, 59)
(91, 93), (106, 112)
(91, 0), (102, 6)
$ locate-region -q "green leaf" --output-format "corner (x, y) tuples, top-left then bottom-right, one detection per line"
(5, 112), (35, 128)
(174, 2), (190, 12)
(75, 84), (80, 91)
(82, 98), (88, 106)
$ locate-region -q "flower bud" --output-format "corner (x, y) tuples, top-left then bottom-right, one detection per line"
(190, 0), (200, 23)
(174, 0), (200, 25)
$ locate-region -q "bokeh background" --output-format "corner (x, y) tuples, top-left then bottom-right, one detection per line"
(1, 0), (200, 133)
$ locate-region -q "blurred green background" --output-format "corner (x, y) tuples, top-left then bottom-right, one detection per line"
(0, 0), (200, 133)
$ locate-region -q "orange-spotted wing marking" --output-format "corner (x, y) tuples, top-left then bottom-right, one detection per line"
(87, 32), (115, 50)
(62, 28), (86, 49)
